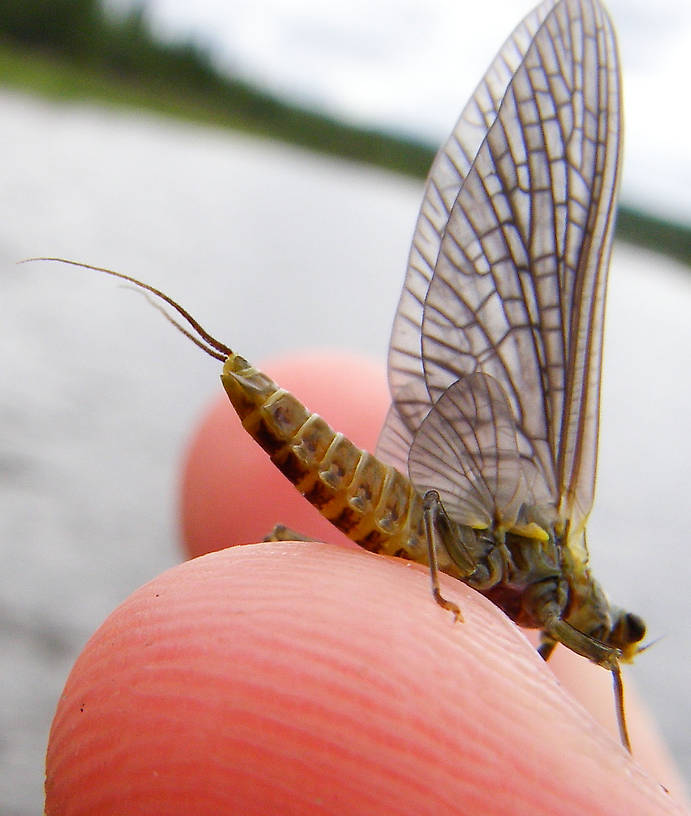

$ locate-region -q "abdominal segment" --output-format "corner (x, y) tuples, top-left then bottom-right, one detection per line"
(220, 353), (429, 563)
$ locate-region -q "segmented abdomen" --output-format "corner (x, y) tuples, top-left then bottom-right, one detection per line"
(221, 352), (427, 562)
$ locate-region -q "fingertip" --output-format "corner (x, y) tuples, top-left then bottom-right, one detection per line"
(532, 635), (688, 800)
(45, 543), (682, 815)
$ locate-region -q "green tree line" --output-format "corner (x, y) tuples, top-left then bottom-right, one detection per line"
(0, 0), (434, 176)
(2, 0), (238, 91)
(1, 0), (688, 263)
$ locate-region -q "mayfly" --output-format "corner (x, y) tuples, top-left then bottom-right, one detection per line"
(35, 0), (647, 751)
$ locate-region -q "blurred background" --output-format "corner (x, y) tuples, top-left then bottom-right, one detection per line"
(1, 1), (689, 813)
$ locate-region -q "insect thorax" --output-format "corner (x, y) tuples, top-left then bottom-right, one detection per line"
(455, 522), (568, 629)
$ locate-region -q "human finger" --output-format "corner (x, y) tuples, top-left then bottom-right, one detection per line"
(44, 541), (685, 815)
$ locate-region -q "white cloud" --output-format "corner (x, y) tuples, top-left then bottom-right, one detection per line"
(111, 0), (691, 219)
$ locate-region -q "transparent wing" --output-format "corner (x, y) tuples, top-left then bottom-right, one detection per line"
(408, 373), (554, 530)
(377, 0), (556, 474)
(381, 0), (621, 537)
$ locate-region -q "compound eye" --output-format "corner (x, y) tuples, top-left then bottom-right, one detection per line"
(624, 612), (646, 644)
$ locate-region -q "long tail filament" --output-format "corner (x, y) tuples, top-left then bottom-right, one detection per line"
(23, 257), (232, 362)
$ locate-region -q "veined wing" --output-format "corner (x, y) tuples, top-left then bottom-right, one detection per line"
(408, 373), (554, 531)
(377, 0), (555, 474)
(382, 0), (622, 539)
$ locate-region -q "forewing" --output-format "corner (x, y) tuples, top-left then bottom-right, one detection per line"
(419, 0), (621, 531)
(377, 0), (555, 475)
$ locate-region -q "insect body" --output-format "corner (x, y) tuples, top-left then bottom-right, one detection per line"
(40, 0), (646, 750)
(230, 0), (647, 751)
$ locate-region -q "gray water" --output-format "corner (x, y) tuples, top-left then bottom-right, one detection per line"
(1, 89), (689, 813)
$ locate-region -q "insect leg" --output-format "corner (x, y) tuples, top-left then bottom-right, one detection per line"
(537, 632), (558, 661)
(263, 524), (316, 543)
(542, 618), (631, 753)
(612, 664), (632, 753)
(423, 490), (463, 623)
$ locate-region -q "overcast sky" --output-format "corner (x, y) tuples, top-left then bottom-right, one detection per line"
(108, 0), (690, 222)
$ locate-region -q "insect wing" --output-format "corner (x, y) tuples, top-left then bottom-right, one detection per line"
(381, 0), (622, 540)
(408, 373), (554, 530)
(377, 0), (555, 475)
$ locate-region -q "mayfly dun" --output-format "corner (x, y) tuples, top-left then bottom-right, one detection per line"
(33, 0), (647, 751)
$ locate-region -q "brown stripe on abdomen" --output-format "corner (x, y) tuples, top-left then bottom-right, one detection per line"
(220, 352), (426, 559)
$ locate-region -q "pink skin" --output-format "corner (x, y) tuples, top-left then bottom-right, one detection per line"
(45, 352), (688, 814)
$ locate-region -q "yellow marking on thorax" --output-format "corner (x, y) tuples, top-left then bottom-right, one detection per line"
(508, 522), (550, 542)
